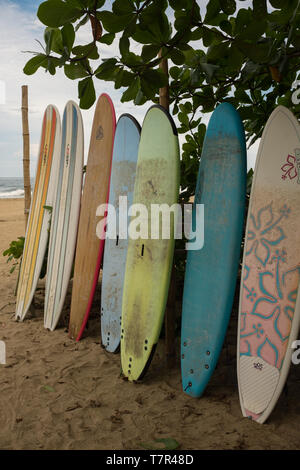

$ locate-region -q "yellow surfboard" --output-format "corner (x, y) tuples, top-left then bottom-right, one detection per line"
(16, 105), (61, 321)
(121, 105), (180, 381)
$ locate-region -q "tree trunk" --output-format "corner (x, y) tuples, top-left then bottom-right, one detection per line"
(158, 51), (176, 368)
(21, 85), (31, 229)
(158, 51), (170, 111)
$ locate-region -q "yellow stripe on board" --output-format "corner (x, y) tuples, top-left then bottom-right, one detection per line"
(16, 112), (49, 310)
(16, 108), (54, 317)
(17, 112), (47, 301)
(23, 109), (57, 310)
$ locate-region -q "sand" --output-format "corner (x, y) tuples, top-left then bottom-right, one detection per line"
(0, 198), (300, 450)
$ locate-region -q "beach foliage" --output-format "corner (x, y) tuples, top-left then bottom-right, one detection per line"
(140, 437), (180, 450)
(21, 1), (300, 288)
(23, 0), (300, 201)
(3, 237), (25, 274)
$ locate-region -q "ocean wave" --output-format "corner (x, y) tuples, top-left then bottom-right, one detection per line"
(0, 189), (25, 198)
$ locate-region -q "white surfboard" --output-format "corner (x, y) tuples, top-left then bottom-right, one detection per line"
(100, 114), (141, 352)
(16, 105), (61, 321)
(237, 106), (300, 423)
(44, 101), (84, 331)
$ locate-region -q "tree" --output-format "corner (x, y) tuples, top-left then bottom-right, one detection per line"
(24, 0), (300, 201)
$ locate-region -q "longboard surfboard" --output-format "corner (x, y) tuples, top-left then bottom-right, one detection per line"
(237, 105), (300, 424)
(68, 93), (116, 341)
(16, 105), (61, 321)
(101, 114), (141, 353)
(181, 102), (247, 398)
(121, 105), (180, 381)
(44, 101), (84, 331)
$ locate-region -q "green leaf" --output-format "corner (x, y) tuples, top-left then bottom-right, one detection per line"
(140, 438), (180, 451)
(44, 28), (53, 55)
(253, 0), (267, 18)
(202, 27), (215, 47)
(44, 27), (64, 54)
(236, 18), (266, 41)
(190, 27), (203, 41)
(72, 43), (99, 60)
(38, 0), (82, 27)
(207, 41), (230, 61)
(152, 13), (172, 43)
(64, 62), (89, 80)
(119, 36), (130, 58)
(99, 11), (134, 33)
(169, 0), (189, 9)
(134, 89), (147, 106)
(114, 69), (134, 89)
(170, 48), (185, 65)
(95, 58), (118, 80)
(219, 20), (232, 35)
(205, 0), (221, 23)
(121, 76), (140, 102)
(133, 30), (155, 45)
(219, 0), (236, 15)
(235, 88), (252, 104)
(141, 44), (161, 62)
(112, 0), (135, 15)
(99, 33), (115, 45)
(200, 62), (219, 81)
(238, 40), (271, 63)
(234, 8), (252, 35)
(226, 44), (244, 69)
(122, 52), (143, 67)
(23, 54), (48, 75)
(174, 10), (193, 31)
(62, 24), (75, 53)
(269, 0), (286, 8)
(78, 77), (96, 109)
(47, 57), (58, 75)
(42, 385), (56, 393)
(142, 68), (168, 88)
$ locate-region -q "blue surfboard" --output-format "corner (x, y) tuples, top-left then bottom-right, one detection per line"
(101, 114), (141, 352)
(181, 102), (247, 397)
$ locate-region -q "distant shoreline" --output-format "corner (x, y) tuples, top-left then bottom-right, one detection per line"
(0, 197), (24, 200)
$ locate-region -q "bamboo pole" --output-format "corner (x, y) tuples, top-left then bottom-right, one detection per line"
(158, 52), (176, 368)
(21, 85), (31, 228)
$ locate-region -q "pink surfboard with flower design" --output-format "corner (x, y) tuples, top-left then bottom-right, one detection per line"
(237, 106), (300, 424)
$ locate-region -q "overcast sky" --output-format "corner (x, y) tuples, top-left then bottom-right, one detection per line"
(0, 0), (258, 178)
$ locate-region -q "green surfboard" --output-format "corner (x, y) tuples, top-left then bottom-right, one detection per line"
(121, 105), (180, 381)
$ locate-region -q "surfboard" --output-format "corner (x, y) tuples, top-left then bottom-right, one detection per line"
(121, 105), (180, 381)
(237, 105), (300, 424)
(181, 102), (247, 398)
(44, 101), (84, 331)
(101, 114), (141, 353)
(68, 93), (116, 341)
(16, 105), (61, 321)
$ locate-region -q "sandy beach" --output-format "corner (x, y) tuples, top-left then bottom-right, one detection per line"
(0, 198), (300, 450)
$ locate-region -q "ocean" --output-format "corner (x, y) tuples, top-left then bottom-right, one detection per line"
(0, 177), (34, 199)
